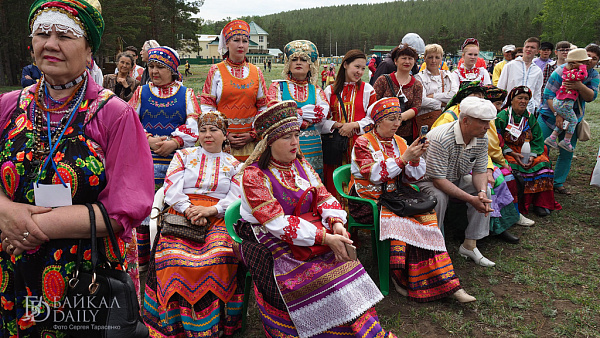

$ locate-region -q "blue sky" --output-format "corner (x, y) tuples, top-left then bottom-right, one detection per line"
(198, 0), (396, 21)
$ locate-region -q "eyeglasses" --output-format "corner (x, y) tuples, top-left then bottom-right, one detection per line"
(556, 49), (570, 52)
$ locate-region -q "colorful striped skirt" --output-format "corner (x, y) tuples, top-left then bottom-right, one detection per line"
(234, 221), (396, 338)
(143, 196), (243, 337)
(300, 124), (324, 175)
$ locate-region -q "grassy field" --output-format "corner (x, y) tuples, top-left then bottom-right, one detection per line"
(2, 64), (599, 337)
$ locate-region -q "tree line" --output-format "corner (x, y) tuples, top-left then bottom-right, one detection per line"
(0, 0), (202, 86)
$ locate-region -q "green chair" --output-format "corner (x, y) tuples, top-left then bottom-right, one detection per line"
(224, 199), (253, 333)
(332, 164), (390, 296)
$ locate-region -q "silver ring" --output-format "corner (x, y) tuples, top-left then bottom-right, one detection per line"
(23, 231), (29, 238)
(3, 237), (8, 244)
(6, 244), (14, 252)
(22, 237), (27, 243)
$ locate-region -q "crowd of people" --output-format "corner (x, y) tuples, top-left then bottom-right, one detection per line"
(2, 1), (599, 336)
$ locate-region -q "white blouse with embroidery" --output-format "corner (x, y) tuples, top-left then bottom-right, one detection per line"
(163, 146), (242, 216)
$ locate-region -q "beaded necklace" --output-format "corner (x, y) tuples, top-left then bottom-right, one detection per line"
(30, 75), (88, 164)
(34, 73), (85, 113)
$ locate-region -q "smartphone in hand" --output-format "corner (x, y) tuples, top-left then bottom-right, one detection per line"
(345, 243), (357, 261)
(419, 125), (429, 143)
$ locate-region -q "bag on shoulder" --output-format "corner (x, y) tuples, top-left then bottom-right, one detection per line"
(321, 93), (349, 166)
(378, 177), (437, 217)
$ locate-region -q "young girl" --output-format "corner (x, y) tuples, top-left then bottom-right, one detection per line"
(544, 48), (590, 152)
(451, 38), (492, 85)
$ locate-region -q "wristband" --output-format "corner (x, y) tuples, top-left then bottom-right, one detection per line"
(479, 189), (486, 194)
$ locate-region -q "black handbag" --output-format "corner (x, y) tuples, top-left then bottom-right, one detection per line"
(64, 203), (148, 338)
(161, 211), (208, 243)
(378, 177), (437, 217)
(321, 93), (349, 165)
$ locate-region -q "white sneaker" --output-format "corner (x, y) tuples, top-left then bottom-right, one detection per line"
(458, 245), (496, 267)
(516, 214), (535, 227)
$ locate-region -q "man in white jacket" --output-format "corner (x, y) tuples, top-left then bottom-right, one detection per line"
(497, 37), (543, 114)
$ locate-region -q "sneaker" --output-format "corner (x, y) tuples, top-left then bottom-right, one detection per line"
(558, 139), (574, 152)
(544, 137), (558, 149)
(516, 213), (535, 226)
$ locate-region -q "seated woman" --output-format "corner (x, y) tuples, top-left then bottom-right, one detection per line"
(143, 111), (244, 337)
(495, 86), (562, 217)
(350, 97), (475, 303)
(235, 101), (397, 338)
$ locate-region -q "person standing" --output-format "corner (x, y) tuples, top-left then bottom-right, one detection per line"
(140, 39), (160, 85)
(268, 58), (272, 72)
(497, 37), (544, 114)
(417, 97), (497, 267)
(21, 48), (41, 87)
(103, 52), (140, 101)
(537, 44), (600, 196)
(533, 42), (554, 73)
(200, 19), (268, 162)
(266, 40), (329, 176)
(542, 41), (571, 90)
(114, 46), (145, 81)
(492, 44), (516, 86)
(451, 38), (491, 85)
(184, 60), (193, 76)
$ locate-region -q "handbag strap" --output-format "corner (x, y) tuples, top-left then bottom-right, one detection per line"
(335, 92), (348, 123)
(294, 186), (318, 216)
(96, 201), (125, 266)
(84, 204), (98, 270)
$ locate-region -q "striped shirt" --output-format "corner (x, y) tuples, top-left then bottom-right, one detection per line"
(422, 121), (488, 181)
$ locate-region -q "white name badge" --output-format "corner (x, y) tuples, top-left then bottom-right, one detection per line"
(295, 176), (310, 190)
(34, 183), (72, 208)
(506, 124), (522, 139)
(373, 151), (384, 162)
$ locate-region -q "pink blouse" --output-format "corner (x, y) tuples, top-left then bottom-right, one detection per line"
(0, 79), (154, 242)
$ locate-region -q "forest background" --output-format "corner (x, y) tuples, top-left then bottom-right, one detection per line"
(0, 0), (598, 86)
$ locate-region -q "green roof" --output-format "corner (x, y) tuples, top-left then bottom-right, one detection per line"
(371, 45), (397, 52)
(249, 21), (268, 35)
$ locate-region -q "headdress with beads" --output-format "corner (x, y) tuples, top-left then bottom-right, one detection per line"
(29, 0), (104, 53)
(218, 19), (250, 56)
(148, 46), (181, 81)
(461, 38), (479, 51)
(240, 101), (300, 171)
(283, 40), (320, 86)
(367, 97), (402, 125)
(198, 111), (228, 136)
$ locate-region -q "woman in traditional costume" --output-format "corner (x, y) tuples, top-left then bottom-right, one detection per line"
(267, 40), (329, 176)
(451, 38), (491, 85)
(143, 111), (244, 337)
(200, 19), (268, 162)
(372, 44), (422, 144)
(235, 101), (397, 337)
(350, 97), (475, 303)
(322, 49), (376, 195)
(495, 86), (562, 216)
(0, 0), (154, 335)
(128, 45), (200, 277)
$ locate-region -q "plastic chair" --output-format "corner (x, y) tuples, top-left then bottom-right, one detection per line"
(332, 164), (390, 296)
(224, 199), (253, 333)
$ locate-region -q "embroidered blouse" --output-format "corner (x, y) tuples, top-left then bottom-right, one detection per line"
(128, 81), (200, 147)
(266, 77), (330, 127)
(240, 158), (347, 247)
(322, 81), (376, 134)
(451, 64), (491, 85)
(351, 132), (426, 184)
(163, 146), (242, 216)
(200, 58), (268, 113)
(0, 79), (154, 242)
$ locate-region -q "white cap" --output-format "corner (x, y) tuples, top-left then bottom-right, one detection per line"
(502, 45), (516, 53)
(460, 97), (497, 121)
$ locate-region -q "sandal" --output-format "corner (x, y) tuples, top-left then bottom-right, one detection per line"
(554, 186), (571, 195)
